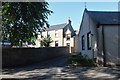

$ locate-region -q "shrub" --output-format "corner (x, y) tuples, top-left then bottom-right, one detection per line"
(40, 36), (53, 47)
(68, 54), (96, 67)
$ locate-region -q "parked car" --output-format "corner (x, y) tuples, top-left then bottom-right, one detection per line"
(1, 40), (11, 47)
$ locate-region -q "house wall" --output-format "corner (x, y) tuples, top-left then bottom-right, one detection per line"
(74, 34), (79, 53)
(35, 23), (75, 53)
(97, 25), (120, 66)
(48, 30), (56, 46)
(97, 26), (104, 65)
(35, 29), (64, 47)
(42, 31), (48, 38)
(53, 29), (63, 46)
(36, 23), (75, 49)
(119, 26), (120, 64)
(63, 38), (74, 47)
(44, 29), (64, 47)
(103, 25), (120, 65)
(78, 11), (98, 59)
(63, 28), (75, 53)
(64, 28), (74, 47)
(63, 37), (75, 53)
(35, 31), (48, 47)
(78, 9), (120, 66)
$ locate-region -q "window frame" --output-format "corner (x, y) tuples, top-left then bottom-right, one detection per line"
(87, 32), (92, 50)
(66, 34), (70, 40)
(55, 41), (58, 47)
(47, 32), (50, 38)
(82, 35), (85, 50)
(41, 34), (43, 38)
(55, 30), (58, 38)
(66, 43), (70, 47)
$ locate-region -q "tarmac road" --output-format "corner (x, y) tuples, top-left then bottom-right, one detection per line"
(1, 55), (120, 80)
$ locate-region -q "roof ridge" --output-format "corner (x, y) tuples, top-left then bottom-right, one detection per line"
(46, 23), (68, 31)
(86, 10), (120, 25)
(87, 10), (120, 13)
(50, 23), (67, 27)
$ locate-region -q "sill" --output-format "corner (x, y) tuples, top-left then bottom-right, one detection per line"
(88, 47), (91, 50)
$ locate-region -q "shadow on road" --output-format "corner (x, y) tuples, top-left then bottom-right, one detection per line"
(2, 55), (120, 80)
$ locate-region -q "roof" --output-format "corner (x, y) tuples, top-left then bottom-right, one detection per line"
(46, 23), (68, 31)
(86, 10), (120, 25)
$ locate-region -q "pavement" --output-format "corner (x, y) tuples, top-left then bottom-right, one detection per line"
(1, 56), (120, 80)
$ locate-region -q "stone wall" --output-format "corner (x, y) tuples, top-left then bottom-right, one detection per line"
(2, 47), (69, 68)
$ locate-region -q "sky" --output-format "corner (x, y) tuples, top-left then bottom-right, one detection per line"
(47, 2), (119, 31)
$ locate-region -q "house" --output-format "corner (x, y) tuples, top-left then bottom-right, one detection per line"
(78, 8), (120, 66)
(36, 19), (76, 53)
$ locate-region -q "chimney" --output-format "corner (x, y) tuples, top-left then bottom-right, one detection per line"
(67, 17), (71, 24)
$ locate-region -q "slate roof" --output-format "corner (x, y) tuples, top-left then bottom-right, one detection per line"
(46, 23), (68, 31)
(87, 10), (120, 25)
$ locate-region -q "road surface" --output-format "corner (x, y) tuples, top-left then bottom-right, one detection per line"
(1, 56), (120, 80)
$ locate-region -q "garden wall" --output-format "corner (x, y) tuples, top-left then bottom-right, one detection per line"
(2, 47), (69, 68)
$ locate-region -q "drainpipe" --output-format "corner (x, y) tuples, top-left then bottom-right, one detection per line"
(102, 26), (106, 66)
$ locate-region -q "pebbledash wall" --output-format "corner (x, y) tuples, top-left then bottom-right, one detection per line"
(2, 47), (69, 68)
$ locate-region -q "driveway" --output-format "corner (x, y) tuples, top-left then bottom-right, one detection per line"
(1, 56), (120, 80)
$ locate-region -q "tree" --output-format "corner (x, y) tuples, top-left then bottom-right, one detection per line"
(2, 2), (53, 46)
(40, 36), (53, 47)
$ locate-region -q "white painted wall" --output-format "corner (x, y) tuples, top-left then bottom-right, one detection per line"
(35, 22), (75, 54)
(45, 29), (64, 47)
(103, 25), (120, 65)
(48, 30), (56, 46)
(64, 28), (74, 47)
(35, 31), (48, 47)
(74, 34), (79, 53)
(54, 29), (63, 46)
(78, 11), (98, 59)
(97, 26), (104, 65)
(78, 10), (120, 65)
(35, 29), (64, 47)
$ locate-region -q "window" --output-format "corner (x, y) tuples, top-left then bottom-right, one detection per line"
(55, 31), (58, 38)
(47, 32), (50, 37)
(55, 33), (58, 38)
(55, 41), (58, 47)
(41, 34), (43, 38)
(82, 35), (85, 50)
(66, 34), (70, 40)
(87, 32), (92, 50)
(66, 43), (70, 47)
(55, 30), (58, 38)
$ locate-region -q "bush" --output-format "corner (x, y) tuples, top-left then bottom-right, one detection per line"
(40, 36), (53, 47)
(68, 54), (96, 67)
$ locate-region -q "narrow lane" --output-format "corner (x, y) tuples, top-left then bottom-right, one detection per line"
(1, 55), (120, 80)
(1, 55), (69, 79)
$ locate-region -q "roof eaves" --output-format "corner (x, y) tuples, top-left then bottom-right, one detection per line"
(78, 9), (87, 36)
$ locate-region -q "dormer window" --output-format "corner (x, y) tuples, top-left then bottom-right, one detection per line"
(66, 34), (70, 40)
(65, 28), (71, 40)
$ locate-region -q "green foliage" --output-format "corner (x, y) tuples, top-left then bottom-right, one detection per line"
(2, 2), (53, 46)
(40, 36), (53, 47)
(68, 54), (96, 67)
